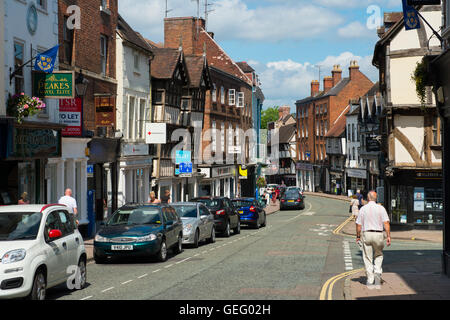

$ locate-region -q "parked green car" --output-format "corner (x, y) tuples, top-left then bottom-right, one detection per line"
(93, 204), (183, 263)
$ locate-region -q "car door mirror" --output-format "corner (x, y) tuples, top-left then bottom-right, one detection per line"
(49, 229), (62, 239)
(200, 215), (209, 220)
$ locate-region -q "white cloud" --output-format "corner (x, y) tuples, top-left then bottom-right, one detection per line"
(256, 52), (378, 109)
(119, 0), (344, 43)
(337, 21), (377, 39)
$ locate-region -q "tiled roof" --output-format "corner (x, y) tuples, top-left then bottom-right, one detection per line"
(117, 15), (153, 53)
(326, 105), (349, 138)
(151, 48), (182, 79)
(278, 123), (296, 144)
(199, 30), (252, 86)
(185, 55), (206, 87)
(236, 62), (255, 73)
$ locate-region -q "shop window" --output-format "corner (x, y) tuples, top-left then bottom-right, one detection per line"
(432, 117), (442, 146)
(413, 187), (443, 225)
(14, 41), (25, 95)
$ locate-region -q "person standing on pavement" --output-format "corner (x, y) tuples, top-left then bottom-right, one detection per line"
(350, 195), (360, 221)
(356, 191), (391, 289)
(161, 189), (171, 204)
(148, 192), (161, 204)
(58, 188), (78, 218)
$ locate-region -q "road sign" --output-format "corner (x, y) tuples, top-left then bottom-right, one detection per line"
(146, 123), (167, 144)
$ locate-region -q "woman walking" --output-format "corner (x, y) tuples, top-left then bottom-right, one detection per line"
(350, 195), (360, 221)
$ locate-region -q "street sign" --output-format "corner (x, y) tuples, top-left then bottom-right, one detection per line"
(175, 150), (192, 176)
(32, 71), (74, 99)
(59, 98), (82, 137)
(146, 123), (167, 144)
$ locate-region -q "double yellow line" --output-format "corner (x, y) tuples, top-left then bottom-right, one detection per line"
(319, 268), (364, 300)
(319, 214), (362, 300)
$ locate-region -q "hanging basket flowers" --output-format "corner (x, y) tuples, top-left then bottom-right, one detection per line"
(7, 93), (46, 123)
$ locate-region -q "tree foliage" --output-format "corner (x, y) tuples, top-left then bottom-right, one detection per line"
(261, 106), (279, 130)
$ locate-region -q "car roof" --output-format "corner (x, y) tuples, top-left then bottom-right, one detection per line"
(0, 204), (68, 213)
(232, 198), (255, 201)
(119, 204), (168, 210)
(170, 202), (200, 206)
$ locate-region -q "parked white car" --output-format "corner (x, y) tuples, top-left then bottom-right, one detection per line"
(0, 204), (87, 300)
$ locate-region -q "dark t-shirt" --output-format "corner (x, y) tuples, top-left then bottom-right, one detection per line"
(161, 195), (170, 204)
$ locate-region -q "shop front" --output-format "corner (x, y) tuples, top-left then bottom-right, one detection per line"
(118, 143), (151, 207)
(211, 165), (236, 198)
(345, 168), (367, 196)
(296, 162), (313, 192)
(88, 137), (120, 225)
(0, 121), (63, 205)
(330, 170), (344, 195)
(388, 169), (443, 229)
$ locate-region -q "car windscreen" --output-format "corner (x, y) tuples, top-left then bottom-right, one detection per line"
(173, 206), (198, 218)
(232, 200), (253, 208)
(107, 208), (161, 226)
(284, 190), (300, 198)
(194, 199), (221, 209)
(0, 212), (42, 241)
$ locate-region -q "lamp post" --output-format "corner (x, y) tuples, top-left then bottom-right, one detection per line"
(75, 71), (89, 137)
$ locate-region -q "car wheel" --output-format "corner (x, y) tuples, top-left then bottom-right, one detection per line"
(208, 227), (216, 244)
(174, 233), (183, 254)
(157, 239), (168, 262)
(29, 270), (46, 300)
(193, 229), (200, 248)
(234, 220), (241, 235)
(223, 221), (231, 237)
(76, 257), (87, 290)
(261, 213), (267, 227)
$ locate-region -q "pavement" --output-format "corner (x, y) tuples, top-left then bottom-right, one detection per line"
(83, 200), (281, 264)
(306, 192), (450, 300)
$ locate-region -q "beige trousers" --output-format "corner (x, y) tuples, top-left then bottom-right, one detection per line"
(362, 231), (385, 282)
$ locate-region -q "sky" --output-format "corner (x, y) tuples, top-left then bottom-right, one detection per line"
(119, 0), (403, 109)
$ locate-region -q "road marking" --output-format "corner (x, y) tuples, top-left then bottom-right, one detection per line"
(194, 253), (200, 257)
(121, 280), (133, 285)
(101, 287), (114, 293)
(138, 274), (148, 279)
(320, 268), (364, 300)
(152, 269), (161, 273)
(80, 295), (93, 300)
(164, 264), (174, 269)
(176, 257), (192, 264)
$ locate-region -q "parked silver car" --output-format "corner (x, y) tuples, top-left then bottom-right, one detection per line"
(171, 203), (216, 248)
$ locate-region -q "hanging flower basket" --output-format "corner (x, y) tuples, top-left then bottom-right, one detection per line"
(256, 176), (266, 188)
(7, 93), (46, 123)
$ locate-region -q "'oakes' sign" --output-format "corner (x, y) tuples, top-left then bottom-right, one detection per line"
(32, 71), (74, 99)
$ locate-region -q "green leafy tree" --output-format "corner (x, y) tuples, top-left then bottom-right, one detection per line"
(261, 106), (279, 130)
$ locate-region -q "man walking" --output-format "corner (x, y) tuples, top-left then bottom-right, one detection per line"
(355, 190), (391, 289)
(59, 188), (78, 218)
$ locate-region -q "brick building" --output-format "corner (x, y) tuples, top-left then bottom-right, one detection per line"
(163, 17), (253, 197)
(58, 0), (120, 233)
(295, 62), (373, 192)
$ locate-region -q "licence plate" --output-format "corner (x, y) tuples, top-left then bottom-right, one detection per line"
(288, 200), (295, 203)
(239, 211), (244, 214)
(111, 245), (134, 251)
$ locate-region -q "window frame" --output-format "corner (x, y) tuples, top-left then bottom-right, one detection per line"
(100, 34), (108, 76)
(228, 89), (236, 106)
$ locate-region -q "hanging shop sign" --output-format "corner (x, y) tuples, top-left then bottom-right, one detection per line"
(32, 71), (74, 99)
(59, 98), (82, 137)
(95, 96), (116, 127)
(146, 123), (167, 144)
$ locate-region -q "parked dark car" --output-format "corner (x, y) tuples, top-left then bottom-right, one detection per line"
(191, 197), (240, 237)
(93, 204), (183, 263)
(280, 189), (305, 210)
(232, 198), (266, 229)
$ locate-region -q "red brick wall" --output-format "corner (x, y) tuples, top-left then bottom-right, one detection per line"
(58, 0), (118, 136)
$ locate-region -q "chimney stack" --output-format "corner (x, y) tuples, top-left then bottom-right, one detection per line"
(278, 105), (291, 120)
(323, 76), (333, 93)
(349, 60), (360, 80)
(331, 65), (342, 86)
(311, 80), (320, 96)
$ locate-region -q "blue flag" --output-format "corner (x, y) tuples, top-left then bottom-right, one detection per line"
(402, 0), (421, 30)
(34, 45), (59, 73)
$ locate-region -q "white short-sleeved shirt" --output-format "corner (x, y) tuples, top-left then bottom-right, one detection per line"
(356, 201), (390, 232)
(58, 196), (78, 211)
